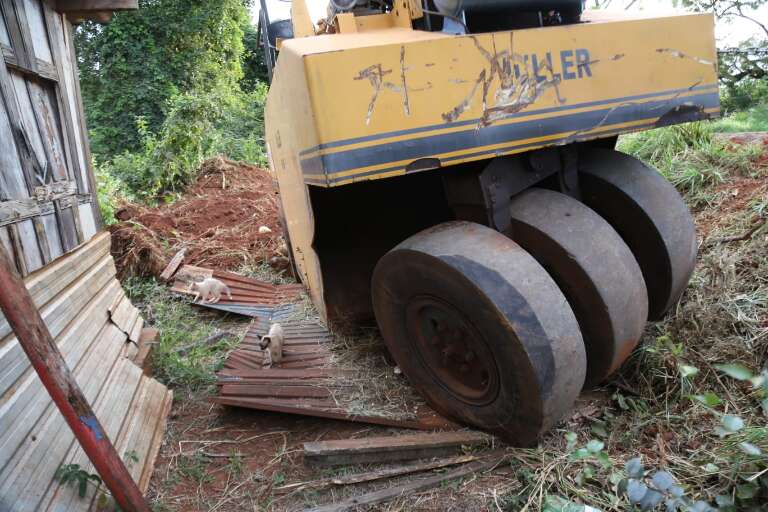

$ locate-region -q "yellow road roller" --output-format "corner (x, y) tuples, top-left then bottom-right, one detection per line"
(261, 0), (718, 445)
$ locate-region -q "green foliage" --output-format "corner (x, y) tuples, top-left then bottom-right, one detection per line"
(241, 22), (270, 91)
(78, 0), (269, 202)
(101, 85), (267, 200)
(712, 103), (768, 132)
(94, 159), (126, 225)
(76, 0), (251, 158)
(123, 277), (236, 390)
(617, 122), (761, 198)
(178, 452), (213, 484)
(55, 464), (102, 499)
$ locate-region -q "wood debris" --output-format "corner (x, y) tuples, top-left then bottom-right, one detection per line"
(302, 430), (491, 467)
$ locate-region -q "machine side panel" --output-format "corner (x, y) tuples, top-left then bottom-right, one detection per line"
(299, 13), (718, 187)
(265, 48), (327, 320)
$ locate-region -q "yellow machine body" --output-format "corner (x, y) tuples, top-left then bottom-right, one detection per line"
(265, 6), (718, 322)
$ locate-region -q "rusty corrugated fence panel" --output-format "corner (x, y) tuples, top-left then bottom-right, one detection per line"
(171, 265), (304, 317)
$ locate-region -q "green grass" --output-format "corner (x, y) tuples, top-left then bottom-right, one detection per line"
(123, 277), (239, 391)
(617, 121), (762, 201)
(712, 104), (768, 133)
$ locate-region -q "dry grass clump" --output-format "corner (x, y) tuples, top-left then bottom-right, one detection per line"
(326, 327), (428, 421)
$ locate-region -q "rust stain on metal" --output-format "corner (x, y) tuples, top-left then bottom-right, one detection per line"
(215, 318), (457, 430)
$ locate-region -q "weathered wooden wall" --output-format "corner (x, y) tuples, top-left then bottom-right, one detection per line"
(0, 233), (172, 511)
(0, 0), (99, 276)
(1, 2), (171, 510)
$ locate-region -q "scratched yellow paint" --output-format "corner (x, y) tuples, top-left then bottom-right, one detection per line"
(265, 8), (718, 322)
(293, 12), (715, 152)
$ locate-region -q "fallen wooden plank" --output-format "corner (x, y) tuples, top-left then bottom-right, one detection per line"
(213, 397), (448, 430)
(219, 383), (334, 399)
(276, 453), (480, 494)
(303, 453), (509, 512)
(303, 431), (490, 467)
(133, 327), (159, 373)
(217, 368), (349, 380)
(159, 247), (186, 281)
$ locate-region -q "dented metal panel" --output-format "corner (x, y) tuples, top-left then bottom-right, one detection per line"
(268, 12), (718, 188)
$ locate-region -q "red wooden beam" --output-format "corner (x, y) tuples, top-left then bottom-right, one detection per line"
(0, 246), (150, 512)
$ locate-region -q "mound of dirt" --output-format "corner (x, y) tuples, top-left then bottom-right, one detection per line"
(110, 157), (286, 278)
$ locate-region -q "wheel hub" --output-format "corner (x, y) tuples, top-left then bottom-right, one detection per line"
(405, 295), (499, 405)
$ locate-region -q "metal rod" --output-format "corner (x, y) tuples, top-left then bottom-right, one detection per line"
(0, 246), (150, 512)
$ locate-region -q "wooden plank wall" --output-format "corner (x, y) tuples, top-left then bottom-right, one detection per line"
(0, 233), (172, 512)
(0, 0), (100, 276)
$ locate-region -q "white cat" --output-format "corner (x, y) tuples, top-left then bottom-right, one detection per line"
(188, 277), (232, 304)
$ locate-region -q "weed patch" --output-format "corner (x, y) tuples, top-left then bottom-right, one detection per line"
(618, 123), (761, 203)
(123, 277), (242, 391)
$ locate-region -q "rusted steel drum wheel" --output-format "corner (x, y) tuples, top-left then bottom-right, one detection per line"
(505, 188), (648, 388)
(371, 221), (586, 446)
(579, 148), (698, 320)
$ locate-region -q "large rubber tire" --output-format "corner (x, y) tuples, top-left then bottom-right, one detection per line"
(371, 221), (586, 445)
(579, 148), (698, 320)
(506, 188), (648, 388)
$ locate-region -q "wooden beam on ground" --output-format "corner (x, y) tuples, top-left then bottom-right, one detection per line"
(133, 327), (159, 373)
(0, 245), (150, 512)
(276, 453), (480, 494)
(303, 452), (509, 512)
(302, 431), (491, 467)
(159, 247), (186, 281)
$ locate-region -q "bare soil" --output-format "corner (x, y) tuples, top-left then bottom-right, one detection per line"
(110, 157), (285, 279)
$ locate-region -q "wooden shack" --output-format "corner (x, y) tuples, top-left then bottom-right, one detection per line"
(0, 2), (171, 510)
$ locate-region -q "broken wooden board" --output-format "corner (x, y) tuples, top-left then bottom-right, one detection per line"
(303, 452), (510, 512)
(133, 327), (159, 373)
(303, 431), (491, 467)
(170, 265), (304, 317)
(159, 247), (186, 281)
(215, 318), (458, 431)
(276, 453), (480, 494)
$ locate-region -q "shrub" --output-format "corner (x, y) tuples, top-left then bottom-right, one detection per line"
(100, 85), (268, 201)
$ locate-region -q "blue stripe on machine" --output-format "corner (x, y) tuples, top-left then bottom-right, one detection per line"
(298, 84), (718, 157)
(303, 91), (719, 179)
(323, 121), (661, 185)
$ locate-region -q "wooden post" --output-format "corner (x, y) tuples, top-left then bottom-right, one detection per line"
(0, 246), (150, 512)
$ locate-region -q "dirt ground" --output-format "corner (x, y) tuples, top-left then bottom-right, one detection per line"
(110, 157), (286, 279)
(138, 137), (767, 512)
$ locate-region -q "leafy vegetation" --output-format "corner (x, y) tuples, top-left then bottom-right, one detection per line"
(617, 120), (763, 201)
(713, 103), (768, 133)
(123, 278), (240, 390)
(55, 464), (103, 498)
(76, 0), (268, 205)
(105, 86), (267, 200)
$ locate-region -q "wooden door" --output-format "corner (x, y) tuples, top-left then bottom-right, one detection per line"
(0, 0), (99, 276)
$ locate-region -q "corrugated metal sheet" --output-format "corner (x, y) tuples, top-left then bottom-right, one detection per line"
(0, 232), (172, 512)
(215, 319), (457, 431)
(171, 265), (304, 317)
